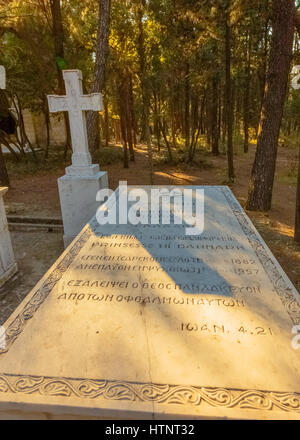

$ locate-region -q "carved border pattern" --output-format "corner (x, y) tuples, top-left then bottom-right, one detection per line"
(221, 187), (300, 326)
(0, 227), (93, 354)
(0, 374), (299, 413)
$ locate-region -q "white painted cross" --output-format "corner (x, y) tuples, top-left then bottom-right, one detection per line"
(47, 70), (103, 168)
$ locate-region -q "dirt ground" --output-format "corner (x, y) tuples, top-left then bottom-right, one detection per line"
(1, 142), (299, 322)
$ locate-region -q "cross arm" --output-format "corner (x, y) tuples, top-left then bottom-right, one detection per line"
(47, 95), (69, 113)
(79, 93), (103, 112)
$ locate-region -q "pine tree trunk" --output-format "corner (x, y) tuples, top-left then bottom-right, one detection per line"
(129, 75), (137, 148)
(49, 0), (71, 155)
(258, 14), (270, 120)
(118, 76), (132, 168)
(103, 94), (109, 148)
(211, 76), (219, 156)
(0, 145), (9, 186)
(136, 0), (149, 143)
(159, 120), (173, 162)
(153, 90), (161, 151)
(295, 143), (300, 243)
(200, 91), (206, 135)
(246, 0), (295, 211)
(87, 0), (111, 152)
(243, 30), (252, 153)
(125, 77), (135, 162)
(225, 5), (235, 181)
(185, 62), (191, 155)
(119, 110), (129, 169)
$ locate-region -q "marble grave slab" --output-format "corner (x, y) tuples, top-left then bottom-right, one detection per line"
(0, 186), (299, 420)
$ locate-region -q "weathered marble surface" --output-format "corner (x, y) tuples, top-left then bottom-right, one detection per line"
(0, 186), (299, 420)
(58, 171), (108, 247)
(0, 65), (6, 90)
(0, 188), (17, 287)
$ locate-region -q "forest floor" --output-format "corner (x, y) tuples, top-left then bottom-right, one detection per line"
(1, 139), (300, 314)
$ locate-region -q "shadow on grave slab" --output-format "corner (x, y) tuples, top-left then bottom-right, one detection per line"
(86, 191), (254, 297)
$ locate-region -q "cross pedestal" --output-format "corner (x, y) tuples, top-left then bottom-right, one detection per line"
(48, 70), (108, 247)
(0, 188), (17, 287)
(0, 66), (18, 285)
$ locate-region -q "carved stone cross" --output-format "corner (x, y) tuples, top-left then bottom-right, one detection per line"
(47, 70), (103, 168)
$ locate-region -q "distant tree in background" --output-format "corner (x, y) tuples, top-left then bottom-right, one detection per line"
(49, 0), (71, 158)
(87, 0), (111, 152)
